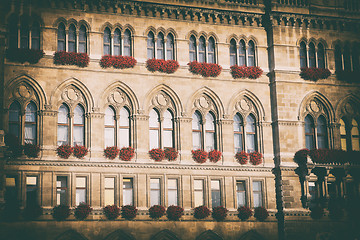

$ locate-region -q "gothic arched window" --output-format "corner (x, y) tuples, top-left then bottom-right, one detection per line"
(147, 31), (155, 59)
(189, 35), (197, 62)
(9, 102), (21, 138)
(247, 41), (255, 67)
(119, 107), (130, 148)
(205, 112), (216, 151)
(308, 42), (316, 68)
(57, 23), (66, 51)
(198, 36), (206, 63)
(192, 111), (202, 150)
(103, 27), (111, 55)
(208, 37), (215, 64)
(300, 41), (307, 68)
(157, 33), (165, 59)
(114, 28), (121, 56)
(68, 24), (76, 52)
(24, 102), (37, 144)
(305, 115), (315, 150)
(230, 39), (237, 66)
(123, 29), (132, 56)
(57, 104), (70, 146)
(78, 25), (87, 53)
(104, 107), (116, 147)
(239, 40), (246, 66)
(233, 114), (243, 153)
(149, 109), (160, 149)
(166, 34), (174, 60)
(317, 43), (325, 69)
(317, 115), (328, 149)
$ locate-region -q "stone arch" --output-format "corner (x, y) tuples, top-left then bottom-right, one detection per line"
(186, 30), (198, 40)
(297, 37), (308, 46)
(318, 38), (328, 49)
(208, 32), (219, 43)
(5, 74), (47, 110)
(308, 37), (317, 46)
(335, 94), (360, 122)
(50, 77), (94, 113)
(123, 24), (135, 35)
(55, 230), (88, 240)
(247, 35), (259, 46)
(104, 229), (135, 240)
(78, 20), (91, 32)
(144, 84), (183, 116)
(298, 91), (334, 122)
(227, 34), (238, 44)
(196, 230), (223, 240)
(67, 18), (78, 28)
(53, 17), (67, 28)
(166, 28), (178, 40)
(100, 22), (114, 32)
(198, 31), (208, 40)
(331, 40), (343, 49)
(227, 89), (265, 121)
(157, 27), (166, 35)
(187, 87), (224, 119)
(238, 230), (266, 240)
(145, 26), (156, 36)
(151, 229), (181, 240)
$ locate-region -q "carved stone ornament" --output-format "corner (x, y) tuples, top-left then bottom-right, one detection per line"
(13, 84), (33, 100)
(62, 87), (80, 102)
(112, 90), (125, 104)
(309, 100), (320, 113)
(199, 96), (209, 109)
(156, 93), (168, 106)
(345, 102), (354, 115)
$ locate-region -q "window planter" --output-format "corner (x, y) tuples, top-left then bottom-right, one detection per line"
(121, 205), (138, 220)
(23, 143), (41, 158)
(54, 51), (89, 67)
(6, 48), (44, 64)
(254, 207), (268, 221)
(208, 150), (222, 163)
(164, 147), (178, 161)
(119, 147), (135, 161)
(188, 61), (222, 77)
(149, 205), (165, 219)
(293, 148), (310, 166)
(336, 70), (360, 83)
(146, 59), (179, 74)
(104, 146), (120, 160)
(73, 145), (88, 159)
(149, 148), (165, 162)
(193, 206), (211, 219)
(100, 55), (137, 69)
(237, 206), (253, 221)
(249, 151), (263, 165)
(52, 205), (70, 221)
(300, 67), (331, 81)
(191, 149), (208, 164)
(235, 151), (249, 165)
(56, 145), (73, 159)
(212, 206), (228, 221)
(103, 205), (120, 220)
(166, 205), (184, 221)
(74, 203), (92, 220)
(230, 65), (263, 79)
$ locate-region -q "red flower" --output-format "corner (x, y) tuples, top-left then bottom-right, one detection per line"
(300, 67), (331, 81)
(208, 150), (222, 163)
(230, 65), (263, 79)
(56, 145), (73, 159)
(212, 206), (228, 221)
(254, 206), (268, 221)
(6, 48), (44, 64)
(294, 148), (310, 165)
(146, 59), (179, 74)
(104, 146), (120, 160)
(235, 151), (249, 165)
(119, 147), (135, 161)
(166, 205), (184, 221)
(121, 205), (138, 220)
(103, 205), (120, 220)
(237, 206), (253, 221)
(23, 143), (41, 158)
(164, 147), (178, 161)
(188, 61), (222, 77)
(191, 149), (208, 164)
(100, 55), (137, 69)
(54, 51), (89, 67)
(149, 148), (165, 161)
(249, 151), (263, 165)
(52, 205), (70, 221)
(193, 205), (211, 219)
(73, 145), (88, 159)
(74, 203), (92, 220)
(149, 205), (165, 219)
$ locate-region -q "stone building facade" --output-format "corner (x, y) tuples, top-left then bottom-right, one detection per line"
(0, 0), (359, 239)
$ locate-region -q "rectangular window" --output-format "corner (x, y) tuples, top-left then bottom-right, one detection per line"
(252, 181), (263, 207)
(57, 176), (68, 205)
(236, 180), (246, 207)
(26, 176), (38, 206)
(192, 131), (201, 150)
(104, 177), (115, 206)
(168, 179), (178, 206)
(194, 179), (204, 207)
(76, 177), (87, 205)
(308, 181), (316, 208)
(211, 180), (221, 207)
(149, 129), (159, 149)
(123, 178), (134, 205)
(150, 178), (161, 206)
(5, 176), (17, 203)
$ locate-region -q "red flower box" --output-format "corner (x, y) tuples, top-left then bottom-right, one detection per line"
(103, 205), (120, 220)
(249, 151), (263, 165)
(164, 147), (178, 161)
(146, 59), (179, 74)
(191, 149), (208, 164)
(6, 48), (44, 64)
(149, 205), (165, 219)
(54, 51), (90, 68)
(254, 206), (268, 221)
(309, 149), (329, 164)
(121, 205), (138, 220)
(212, 206), (228, 221)
(149, 148), (165, 162)
(73, 145), (88, 159)
(74, 203), (92, 220)
(52, 205), (70, 221)
(294, 148), (310, 165)
(235, 151), (249, 165)
(230, 65), (263, 79)
(100, 55), (137, 69)
(237, 206), (253, 221)
(23, 143), (41, 158)
(300, 67), (331, 81)
(193, 205), (211, 219)
(166, 205), (184, 221)
(56, 145), (73, 159)
(208, 150), (222, 163)
(23, 204), (43, 220)
(188, 61), (222, 77)
(104, 146), (119, 160)
(119, 147), (135, 161)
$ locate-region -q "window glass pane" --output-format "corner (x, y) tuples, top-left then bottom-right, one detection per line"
(246, 115), (255, 132)
(305, 115), (315, 150)
(76, 189), (86, 205)
(20, 23), (29, 49)
(239, 40), (246, 66)
(199, 37), (206, 63)
(234, 115), (242, 132)
(68, 24), (76, 52)
(74, 105), (84, 124)
(163, 131), (173, 148)
(79, 25), (87, 53)
(344, 46), (351, 71)
(335, 45), (342, 72)
(352, 119), (360, 151)
(192, 132), (201, 150)
(119, 129), (129, 148)
(208, 37), (215, 64)
(157, 33), (165, 59)
(26, 176), (37, 206)
(150, 178), (161, 206)
(300, 42), (307, 68)
(194, 180), (204, 207)
(57, 176), (67, 205)
(104, 27), (111, 55)
(189, 36), (197, 62)
(24, 125), (36, 144)
(253, 181), (262, 207)
(205, 113), (215, 131)
(25, 103), (37, 122)
(149, 109), (159, 128)
(149, 130), (159, 149)
(105, 177), (115, 188)
(58, 105), (68, 124)
(317, 43), (325, 69)
(57, 126), (68, 145)
(119, 107), (130, 127)
(163, 110), (173, 129)
(9, 102), (20, 122)
(124, 29), (131, 56)
(166, 34), (174, 60)
(234, 134), (243, 153)
(247, 41), (255, 67)
(105, 107), (115, 126)
(73, 126), (84, 146)
(147, 32), (155, 59)
(211, 180), (221, 207)
(230, 39), (237, 66)
(105, 128), (115, 147)
(308, 43), (316, 68)
(168, 179), (178, 206)
(104, 177), (115, 206)
(114, 29), (121, 56)
(206, 132), (215, 151)
(123, 178), (133, 205)
(317, 116), (328, 149)
(9, 21), (18, 49)
(31, 22), (40, 50)
(192, 112), (201, 130)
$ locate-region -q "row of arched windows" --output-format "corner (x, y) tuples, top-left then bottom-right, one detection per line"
(334, 43), (359, 72)
(103, 28), (132, 56)
(9, 102), (37, 144)
(8, 16), (41, 50)
(230, 39), (256, 67)
(299, 41), (325, 69)
(57, 23), (87, 53)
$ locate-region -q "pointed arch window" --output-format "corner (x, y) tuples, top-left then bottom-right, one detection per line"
(308, 42), (316, 68)
(113, 28), (121, 56)
(104, 107), (116, 147)
(247, 41), (255, 67)
(20, 20), (29, 49)
(305, 115), (315, 150)
(192, 111), (202, 150)
(149, 108), (174, 150)
(340, 119), (347, 151)
(119, 107), (130, 148)
(246, 114), (257, 153)
(9, 102), (21, 138)
(163, 110), (174, 148)
(239, 40), (246, 66)
(351, 119), (360, 151)
(73, 105), (85, 146)
(189, 35), (197, 62)
(149, 109), (160, 149)
(78, 25), (87, 53)
(9, 19), (18, 49)
(343, 45), (351, 71)
(57, 104), (70, 146)
(317, 43), (325, 69)
(68, 24), (76, 52)
(317, 116), (328, 149)
(300, 41), (307, 68)
(198, 37), (206, 63)
(147, 31), (155, 59)
(352, 45), (359, 72)
(123, 29), (132, 56)
(166, 34), (174, 60)
(208, 37), (215, 64)
(157, 33), (165, 59)
(31, 21), (40, 50)
(103, 27), (111, 55)
(24, 102), (37, 144)
(233, 114), (243, 153)
(230, 39), (237, 66)
(205, 112), (216, 151)
(57, 23), (66, 51)
(335, 44), (342, 72)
